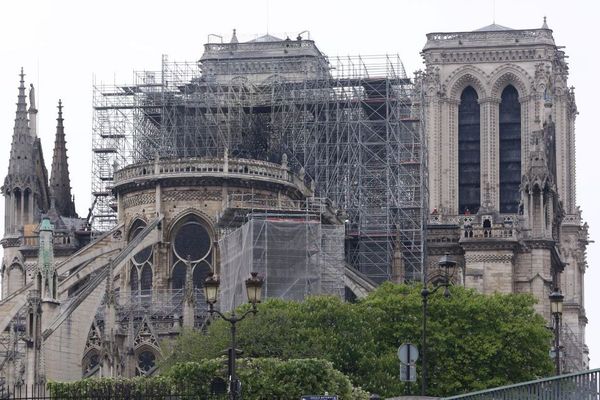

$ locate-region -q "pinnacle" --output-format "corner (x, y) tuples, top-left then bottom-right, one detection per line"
(50, 99), (77, 218)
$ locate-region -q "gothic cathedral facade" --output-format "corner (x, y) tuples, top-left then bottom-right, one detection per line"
(422, 21), (589, 370)
(0, 21), (590, 385)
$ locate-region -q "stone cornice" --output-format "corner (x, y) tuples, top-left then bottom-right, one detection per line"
(524, 239), (557, 250)
(460, 240), (521, 252)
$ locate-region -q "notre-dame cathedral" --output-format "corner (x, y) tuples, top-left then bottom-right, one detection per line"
(0, 19), (589, 386)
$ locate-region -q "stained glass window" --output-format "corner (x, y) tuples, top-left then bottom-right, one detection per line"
(136, 351), (156, 376)
(171, 215), (214, 290)
(129, 220), (153, 296)
(499, 85), (521, 213)
(458, 86), (480, 214)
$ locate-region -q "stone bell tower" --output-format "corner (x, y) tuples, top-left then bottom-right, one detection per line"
(422, 19), (588, 371)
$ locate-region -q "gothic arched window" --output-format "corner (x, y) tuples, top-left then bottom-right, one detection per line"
(458, 86), (481, 214)
(170, 215), (214, 296)
(499, 85), (521, 213)
(136, 350), (156, 376)
(82, 352), (100, 376)
(128, 220), (153, 299)
(7, 263), (25, 295)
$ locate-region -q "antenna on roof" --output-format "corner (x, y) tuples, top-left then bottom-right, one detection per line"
(492, 0), (496, 24)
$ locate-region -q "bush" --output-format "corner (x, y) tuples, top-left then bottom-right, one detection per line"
(49, 358), (368, 400)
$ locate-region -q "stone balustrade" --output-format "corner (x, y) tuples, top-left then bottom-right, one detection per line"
(462, 225), (516, 240)
(203, 39), (316, 54)
(424, 29), (555, 49)
(21, 233), (75, 248)
(113, 157), (310, 195)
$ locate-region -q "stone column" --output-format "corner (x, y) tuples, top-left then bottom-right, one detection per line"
(117, 193), (124, 223)
(446, 99), (459, 214)
(155, 183), (162, 217)
(529, 191), (534, 231)
(20, 190), (25, 228)
(540, 192), (545, 236)
(479, 97), (501, 211)
(28, 191), (34, 225)
(426, 96), (442, 211)
(4, 192), (11, 234)
(182, 258), (195, 328)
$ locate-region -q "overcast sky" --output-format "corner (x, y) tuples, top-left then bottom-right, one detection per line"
(1, 0), (599, 369)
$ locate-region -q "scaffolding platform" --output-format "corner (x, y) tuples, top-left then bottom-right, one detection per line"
(91, 44), (427, 282)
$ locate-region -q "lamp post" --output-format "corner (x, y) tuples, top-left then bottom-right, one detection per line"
(204, 272), (264, 400)
(421, 253), (456, 396)
(549, 288), (564, 375)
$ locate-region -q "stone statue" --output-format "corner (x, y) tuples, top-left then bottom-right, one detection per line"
(29, 84), (36, 110)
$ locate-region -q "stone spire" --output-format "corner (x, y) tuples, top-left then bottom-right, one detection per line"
(542, 16), (549, 30)
(230, 28), (239, 44)
(7, 68), (34, 176)
(49, 100), (77, 217)
(3, 69), (50, 235)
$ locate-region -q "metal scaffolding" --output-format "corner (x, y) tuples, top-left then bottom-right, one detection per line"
(91, 40), (427, 282)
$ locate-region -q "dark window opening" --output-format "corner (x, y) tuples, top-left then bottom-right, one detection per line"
(193, 261), (211, 289)
(172, 262), (186, 290)
(458, 86), (480, 214)
(499, 85), (521, 213)
(130, 265), (138, 292)
(140, 264), (153, 291)
(173, 220), (211, 262)
(136, 351), (156, 376)
(171, 215), (214, 291)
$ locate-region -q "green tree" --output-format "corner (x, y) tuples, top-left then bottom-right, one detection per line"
(49, 358), (369, 400)
(162, 284), (553, 397)
(359, 283), (554, 395)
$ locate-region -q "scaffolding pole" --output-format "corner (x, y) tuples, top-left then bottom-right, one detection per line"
(91, 46), (426, 282)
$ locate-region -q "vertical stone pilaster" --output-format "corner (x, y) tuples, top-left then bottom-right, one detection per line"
(117, 193), (123, 223)
(155, 183), (162, 217)
(28, 191), (34, 225)
(426, 96), (443, 211)
(4, 192), (10, 234)
(20, 191), (25, 228)
(554, 96), (565, 207)
(439, 100), (450, 212)
(446, 99), (459, 214)
(479, 97), (501, 210)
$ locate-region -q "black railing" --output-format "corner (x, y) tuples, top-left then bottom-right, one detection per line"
(444, 368), (600, 400)
(0, 382), (229, 399)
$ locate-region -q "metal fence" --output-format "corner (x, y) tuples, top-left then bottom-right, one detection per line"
(0, 382), (228, 400)
(443, 368), (600, 400)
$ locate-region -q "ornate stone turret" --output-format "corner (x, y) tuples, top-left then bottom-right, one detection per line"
(49, 100), (77, 218)
(36, 217), (58, 302)
(521, 101), (563, 240)
(2, 70), (50, 236)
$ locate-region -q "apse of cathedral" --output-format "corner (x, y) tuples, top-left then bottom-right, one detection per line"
(0, 20), (590, 386)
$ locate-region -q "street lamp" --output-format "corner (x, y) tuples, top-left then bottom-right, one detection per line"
(549, 288), (564, 375)
(421, 253), (456, 396)
(204, 271), (264, 400)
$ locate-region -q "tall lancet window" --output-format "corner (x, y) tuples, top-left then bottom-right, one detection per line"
(458, 86), (481, 214)
(499, 85), (521, 213)
(129, 219), (153, 302)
